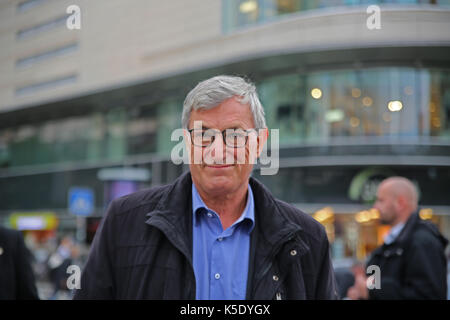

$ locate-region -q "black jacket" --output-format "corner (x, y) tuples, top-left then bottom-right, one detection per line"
(74, 172), (338, 300)
(0, 226), (39, 300)
(366, 212), (448, 299)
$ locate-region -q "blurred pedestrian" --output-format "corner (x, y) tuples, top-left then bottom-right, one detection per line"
(48, 235), (76, 299)
(334, 267), (354, 299)
(0, 226), (39, 299)
(347, 176), (448, 299)
(74, 75), (338, 300)
(447, 249), (450, 300)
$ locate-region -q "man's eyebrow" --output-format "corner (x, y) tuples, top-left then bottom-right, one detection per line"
(199, 126), (243, 130)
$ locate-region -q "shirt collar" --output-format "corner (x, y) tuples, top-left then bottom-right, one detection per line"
(192, 183), (255, 233)
(384, 222), (405, 245)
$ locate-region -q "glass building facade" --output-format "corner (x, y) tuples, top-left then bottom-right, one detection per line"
(0, 99), (183, 168)
(224, 0), (450, 32)
(1, 67), (449, 170)
(3, 62), (450, 258)
(259, 67), (450, 144)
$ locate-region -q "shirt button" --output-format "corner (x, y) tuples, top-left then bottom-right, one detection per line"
(207, 212), (213, 218)
(273, 275), (279, 281)
(290, 249), (297, 256)
(218, 237), (223, 242)
(214, 273), (221, 280)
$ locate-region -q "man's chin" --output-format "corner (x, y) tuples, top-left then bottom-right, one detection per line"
(200, 173), (243, 194)
(204, 164), (235, 172)
(205, 175), (233, 188)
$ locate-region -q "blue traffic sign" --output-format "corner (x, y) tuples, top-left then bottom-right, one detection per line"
(68, 187), (95, 216)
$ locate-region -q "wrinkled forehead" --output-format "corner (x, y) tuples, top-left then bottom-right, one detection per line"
(188, 98), (255, 130)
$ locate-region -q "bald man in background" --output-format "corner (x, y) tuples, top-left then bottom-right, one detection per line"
(347, 177), (448, 299)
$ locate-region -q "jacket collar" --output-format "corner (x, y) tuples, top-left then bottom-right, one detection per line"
(248, 175), (303, 247)
(392, 212), (420, 246)
(371, 212), (424, 259)
(395, 211), (448, 248)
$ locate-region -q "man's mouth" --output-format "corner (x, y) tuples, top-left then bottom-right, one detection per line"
(205, 164), (234, 169)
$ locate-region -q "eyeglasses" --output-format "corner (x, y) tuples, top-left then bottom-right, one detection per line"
(187, 128), (257, 148)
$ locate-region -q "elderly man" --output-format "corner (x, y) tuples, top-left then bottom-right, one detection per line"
(347, 177), (448, 300)
(74, 75), (337, 300)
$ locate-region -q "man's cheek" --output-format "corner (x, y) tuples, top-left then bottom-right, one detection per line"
(232, 147), (247, 164)
(222, 147), (235, 164)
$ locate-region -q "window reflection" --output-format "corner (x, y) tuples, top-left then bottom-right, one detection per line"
(0, 68), (449, 168)
(224, 0), (450, 32)
(258, 68), (450, 145)
(127, 105), (157, 156)
(0, 98), (183, 168)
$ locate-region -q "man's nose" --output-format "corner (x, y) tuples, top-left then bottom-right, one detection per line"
(208, 134), (227, 162)
(372, 202), (380, 212)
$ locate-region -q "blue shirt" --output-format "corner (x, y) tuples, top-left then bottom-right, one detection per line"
(192, 183), (255, 300)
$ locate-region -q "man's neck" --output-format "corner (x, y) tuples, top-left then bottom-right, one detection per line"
(390, 211), (413, 228)
(196, 183), (249, 230)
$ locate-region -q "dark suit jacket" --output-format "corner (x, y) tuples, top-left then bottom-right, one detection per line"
(367, 213), (448, 299)
(0, 226), (39, 299)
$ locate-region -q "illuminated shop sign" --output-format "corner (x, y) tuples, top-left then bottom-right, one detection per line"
(9, 212), (58, 230)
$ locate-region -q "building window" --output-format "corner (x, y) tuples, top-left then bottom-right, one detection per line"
(15, 43), (78, 68)
(258, 68), (450, 145)
(156, 98), (183, 155)
(3, 67), (450, 169)
(126, 105), (158, 156)
(15, 74), (77, 96)
(16, 15), (67, 40)
(223, 0), (450, 32)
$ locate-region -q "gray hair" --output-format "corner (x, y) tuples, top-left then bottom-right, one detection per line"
(181, 75), (266, 129)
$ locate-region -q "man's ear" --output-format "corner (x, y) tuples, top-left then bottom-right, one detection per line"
(396, 195), (409, 212)
(257, 128), (269, 157)
(183, 129), (190, 146)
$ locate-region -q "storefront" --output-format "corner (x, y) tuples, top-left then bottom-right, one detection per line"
(313, 206), (446, 261)
(254, 165), (450, 261)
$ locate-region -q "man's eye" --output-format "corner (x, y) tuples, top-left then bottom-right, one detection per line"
(193, 131), (205, 138)
(202, 132), (216, 139)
